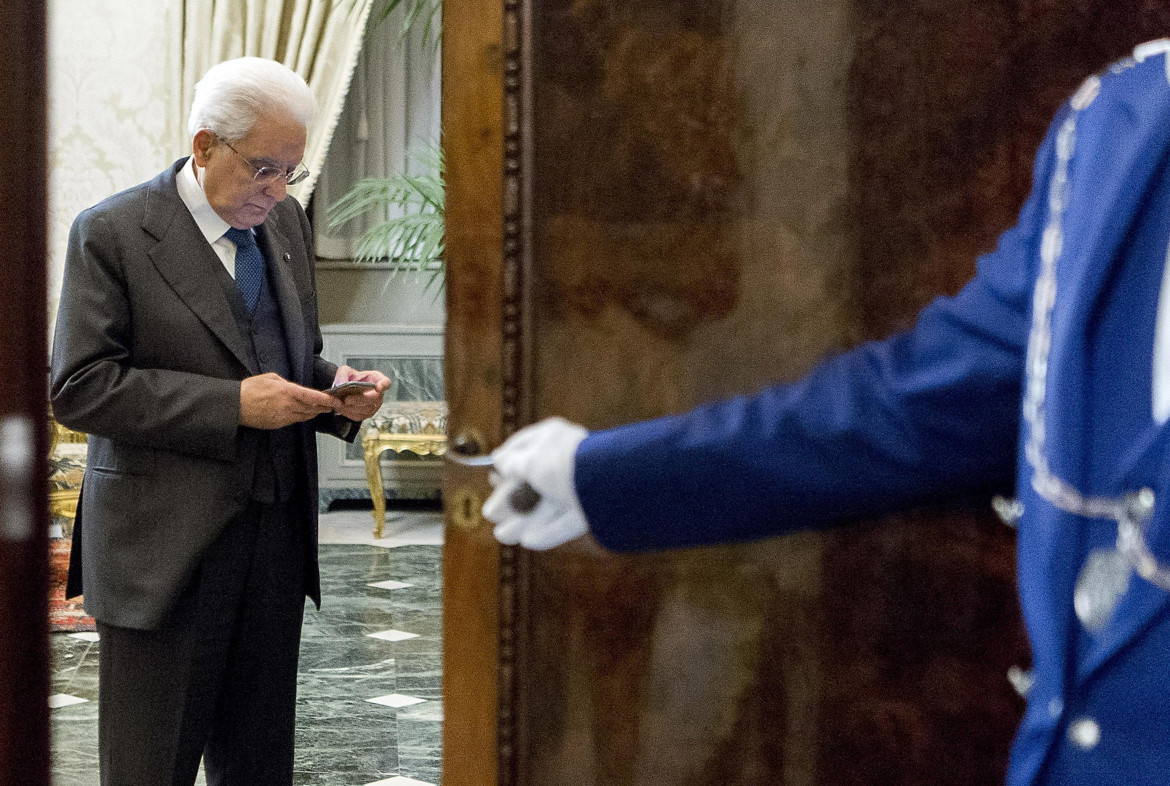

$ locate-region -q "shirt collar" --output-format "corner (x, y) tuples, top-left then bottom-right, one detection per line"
(176, 156), (234, 244)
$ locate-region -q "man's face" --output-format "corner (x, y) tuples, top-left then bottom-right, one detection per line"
(192, 110), (307, 229)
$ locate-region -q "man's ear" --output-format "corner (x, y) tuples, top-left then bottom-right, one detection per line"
(191, 129), (216, 167)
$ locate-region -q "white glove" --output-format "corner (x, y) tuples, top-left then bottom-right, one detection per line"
(483, 417), (589, 550)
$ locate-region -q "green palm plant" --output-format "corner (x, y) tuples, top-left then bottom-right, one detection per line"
(327, 145), (445, 292)
(346, 0), (441, 52)
(372, 0), (442, 52)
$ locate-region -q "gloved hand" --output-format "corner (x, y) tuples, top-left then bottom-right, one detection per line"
(483, 416), (589, 550)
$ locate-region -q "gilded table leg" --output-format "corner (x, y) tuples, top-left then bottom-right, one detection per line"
(363, 436), (391, 538)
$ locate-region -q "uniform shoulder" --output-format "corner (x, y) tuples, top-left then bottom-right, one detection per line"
(1079, 39), (1170, 108)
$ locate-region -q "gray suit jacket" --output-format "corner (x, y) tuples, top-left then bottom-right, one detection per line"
(50, 159), (353, 629)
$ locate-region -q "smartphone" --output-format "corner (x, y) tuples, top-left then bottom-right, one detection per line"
(325, 381), (378, 397)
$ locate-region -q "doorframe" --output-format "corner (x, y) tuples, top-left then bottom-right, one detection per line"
(0, 1), (51, 784)
(440, 0), (512, 782)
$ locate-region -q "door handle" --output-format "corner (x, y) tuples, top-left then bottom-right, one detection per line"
(446, 433), (541, 513)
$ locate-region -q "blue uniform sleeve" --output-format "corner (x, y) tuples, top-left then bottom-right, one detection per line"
(577, 107), (1070, 553)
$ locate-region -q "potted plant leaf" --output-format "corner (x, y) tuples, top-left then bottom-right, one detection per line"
(328, 144), (445, 293)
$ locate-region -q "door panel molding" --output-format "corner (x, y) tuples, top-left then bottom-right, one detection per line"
(499, 1), (533, 782)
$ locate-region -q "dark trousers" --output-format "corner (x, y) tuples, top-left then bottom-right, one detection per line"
(96, 500), (308, 786)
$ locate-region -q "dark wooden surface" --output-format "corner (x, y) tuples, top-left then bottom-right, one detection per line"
(442, 0), (1170, 783)
(850, 1), (1170, 341)
(521, 1), (1028, 783)
(0, 2), (50, 785)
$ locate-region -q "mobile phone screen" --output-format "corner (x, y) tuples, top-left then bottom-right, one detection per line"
(326, 381), (377, 397)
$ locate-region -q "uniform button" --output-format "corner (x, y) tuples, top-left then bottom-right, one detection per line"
(1134, 488), (1155, 517)
(1007, 666), (1033, 697)
(1048, 697), (1063, 718)
(992, 495), (1023, 526)
(1068, 717), (1100, 750)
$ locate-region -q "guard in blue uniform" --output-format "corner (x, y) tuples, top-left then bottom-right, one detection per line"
(485, 40), (1170, 786)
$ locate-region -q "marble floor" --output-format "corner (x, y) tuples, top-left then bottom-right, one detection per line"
(49, 505), (445, 786)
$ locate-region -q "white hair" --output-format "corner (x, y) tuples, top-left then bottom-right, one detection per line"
(187, 57), (315, 141)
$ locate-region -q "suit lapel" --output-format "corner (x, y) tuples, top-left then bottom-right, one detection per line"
(1021, 77), (1166, 690)
(1044, 69), (1170, 487)
(256, 209), (309, 385)
(1053, 58), (1170, 681)
(143, 161), (259, 375)
(1078, 423), (1170, 682)
(1076, 537), (1170, 684)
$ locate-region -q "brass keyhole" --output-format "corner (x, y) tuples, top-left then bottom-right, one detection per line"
(450, 486), (483, 531)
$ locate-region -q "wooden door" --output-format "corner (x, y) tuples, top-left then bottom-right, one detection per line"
(0, 2), (51, 785)
(441, 1), (1169, 783)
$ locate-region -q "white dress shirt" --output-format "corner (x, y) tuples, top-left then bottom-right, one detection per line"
(175, 156), (252, 279)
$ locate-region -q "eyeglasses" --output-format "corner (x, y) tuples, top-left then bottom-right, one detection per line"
(217, 136), (310, 187)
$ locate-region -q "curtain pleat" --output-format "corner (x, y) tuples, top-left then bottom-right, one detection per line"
(179, 0), (373, 205)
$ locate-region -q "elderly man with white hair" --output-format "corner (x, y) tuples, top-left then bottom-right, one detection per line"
(51, 57), (390, 785)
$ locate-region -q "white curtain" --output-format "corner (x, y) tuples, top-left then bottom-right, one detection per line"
(311, 7), (441, 259)
(180, 0), (375, 205)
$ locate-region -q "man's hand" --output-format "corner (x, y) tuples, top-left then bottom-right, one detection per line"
(327, 366), (391, 422)
(240, 372), (336, 429)
(483, 417), (590, 550)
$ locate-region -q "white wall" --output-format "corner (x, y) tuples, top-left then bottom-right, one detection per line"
(48, 0), (184, 322)
(316, 265), (445, 326)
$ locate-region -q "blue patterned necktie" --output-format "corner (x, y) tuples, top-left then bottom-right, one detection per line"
(224, 227), (264, 312)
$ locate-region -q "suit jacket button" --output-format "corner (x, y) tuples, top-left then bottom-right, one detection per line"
(1068, 717), (1100, 750)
